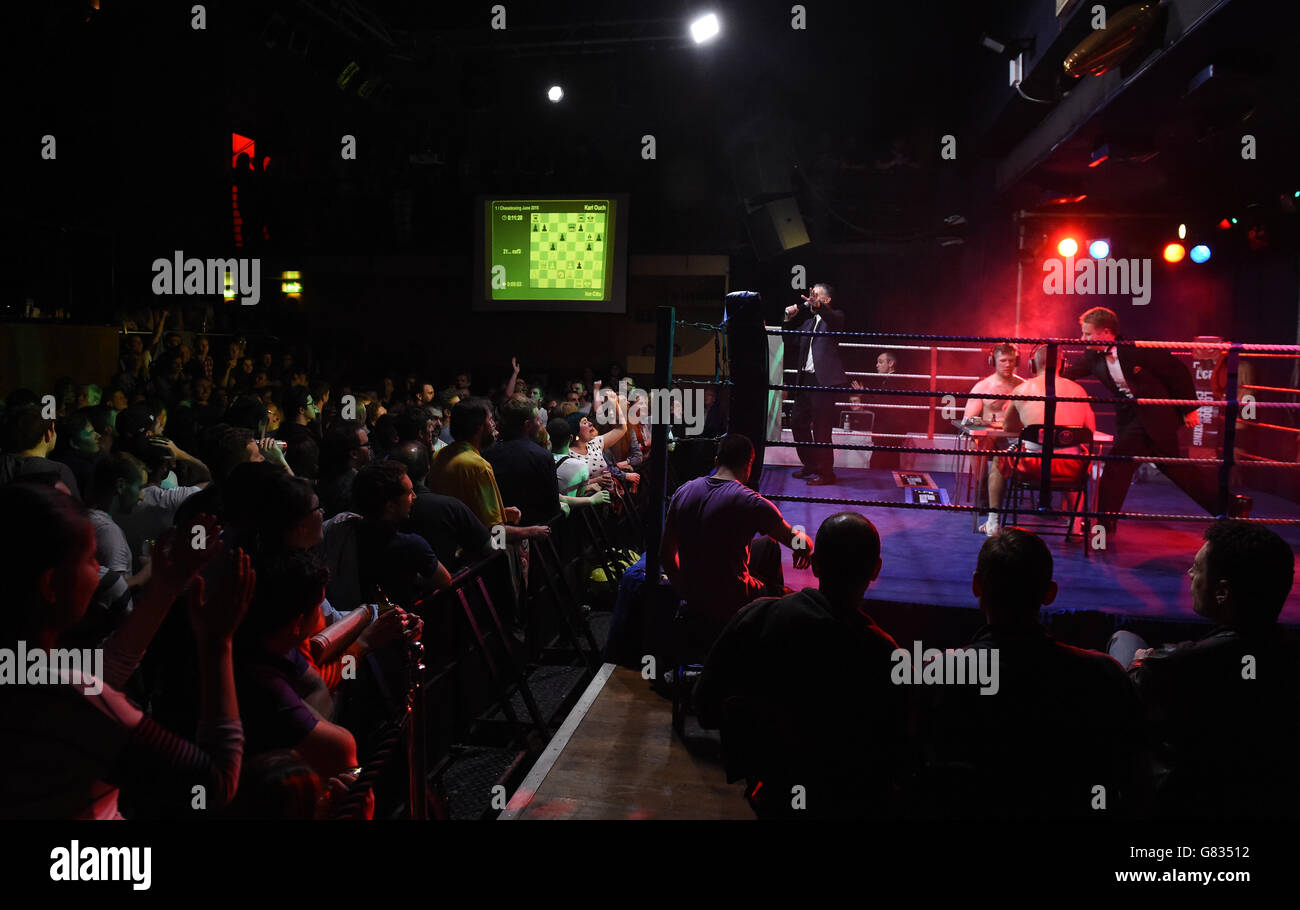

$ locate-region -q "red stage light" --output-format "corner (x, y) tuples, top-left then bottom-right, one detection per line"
(1217, 218), (1232, 230)
(1057, 237), (1079, 257)
(1163, 243), (1186, 263)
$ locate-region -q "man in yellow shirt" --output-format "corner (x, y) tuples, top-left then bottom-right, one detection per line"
(428, 398), (550, 545)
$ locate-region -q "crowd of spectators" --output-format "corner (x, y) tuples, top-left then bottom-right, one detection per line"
(651, 436), (1297, 820)
(2, 312), (1296, 821)
(0, 315), (655, 819)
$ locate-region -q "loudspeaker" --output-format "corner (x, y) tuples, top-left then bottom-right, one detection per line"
(733, 139), (794, 199)
(744, 197), (810, 260)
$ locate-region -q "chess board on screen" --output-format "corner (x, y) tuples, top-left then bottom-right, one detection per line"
(476, 195), (628, 313)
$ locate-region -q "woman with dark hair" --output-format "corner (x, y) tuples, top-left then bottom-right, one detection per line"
(221, 461), (409, 692)
(585, 387), (641, 491)
(0, 484), (253, 819)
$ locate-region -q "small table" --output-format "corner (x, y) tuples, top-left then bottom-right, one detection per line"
(954, 422), (1113, 531)
(953, 423), (1017, 513)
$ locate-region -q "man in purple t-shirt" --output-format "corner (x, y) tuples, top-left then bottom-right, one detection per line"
(660, 434), (813, 652)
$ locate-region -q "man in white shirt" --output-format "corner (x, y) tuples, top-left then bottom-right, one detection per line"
(1062, 306), (1243, 533)
(783, 282), (849, 485)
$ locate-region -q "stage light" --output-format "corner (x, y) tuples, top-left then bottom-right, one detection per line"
(1057, 237), (1079, 257)
(1218, 218), (1232, 229)
(547, 85), (563, 102)
(1163, 243), (1186, 263)
(1178, 223), (1186, 240)
(1088, 239), (1110, 259)
(1230, 217), (1238, 224)
(1190, 244), (1211, 263)
(690, 13), (720, 44)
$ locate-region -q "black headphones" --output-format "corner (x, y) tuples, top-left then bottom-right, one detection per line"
(987, 343), (1019, 371)
(1026, 344), (1070, 376)
(1027, 344), (1043, 376)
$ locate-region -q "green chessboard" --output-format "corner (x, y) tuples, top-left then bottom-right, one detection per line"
(529, 211), (607, 289)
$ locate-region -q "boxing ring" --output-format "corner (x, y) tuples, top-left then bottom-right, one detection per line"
(643, 293), (1300, 624)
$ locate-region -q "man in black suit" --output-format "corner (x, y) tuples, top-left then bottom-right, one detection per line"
(783, 282), (848, 485)
(1062, 307), (1244, 533)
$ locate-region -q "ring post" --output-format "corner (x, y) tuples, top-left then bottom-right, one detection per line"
(725, 291), (769, 485)
(645, 305), (675, 581)
(1039, 342), (1058, 511)
(928, 345), (938, 440)
(1219, 344), (1241, 515)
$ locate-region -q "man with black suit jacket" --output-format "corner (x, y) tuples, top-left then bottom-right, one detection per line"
(1062, 307), (1244, 533)
(783, 282), (848, 485)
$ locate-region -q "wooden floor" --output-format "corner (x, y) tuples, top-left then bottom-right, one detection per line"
(500, 664), (753, 820)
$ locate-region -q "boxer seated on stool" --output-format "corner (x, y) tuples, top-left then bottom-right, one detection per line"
(660, 434), (814, 654)
(986, 345), (1096, 537)
(964, 343), (1025, 532)
(964, 342), (1025, 427)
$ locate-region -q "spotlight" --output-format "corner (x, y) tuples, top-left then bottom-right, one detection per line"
(1190, 244), (1211, 263)
(1218, 218), (1232, 230)
(690, 13), (720, 44)
(1088, 239), (1110, 259)
(547, 85), (563, 102)
(1163, 243), (1186, 263)
(1057, 237), (1079, 257)
(1178, 223), (1186, 240)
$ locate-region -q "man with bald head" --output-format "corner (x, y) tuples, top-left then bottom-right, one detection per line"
(484, 396), (561, 527)
(695, 511), (905, 818)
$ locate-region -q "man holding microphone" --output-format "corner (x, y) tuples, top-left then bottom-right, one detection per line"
(783, 283), (848, 485)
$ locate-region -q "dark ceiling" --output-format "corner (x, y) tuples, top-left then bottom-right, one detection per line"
(5, 0), (1296, 266)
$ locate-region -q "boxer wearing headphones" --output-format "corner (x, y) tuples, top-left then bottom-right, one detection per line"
(963, 342), (1025, 426)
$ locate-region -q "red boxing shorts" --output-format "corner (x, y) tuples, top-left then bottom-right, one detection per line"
(997, 452), (1089, 484)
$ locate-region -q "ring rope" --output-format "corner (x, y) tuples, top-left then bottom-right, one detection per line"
(676, 320), (724, 333)
(763, 439), (1298, 467)
(767, 329), (1300, 353)
(769, 382), (1300, 408)
(762, 494), (1300, 525)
